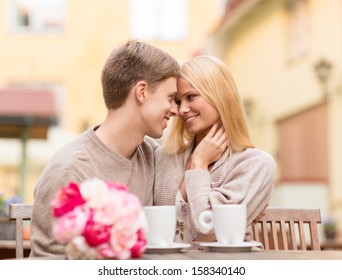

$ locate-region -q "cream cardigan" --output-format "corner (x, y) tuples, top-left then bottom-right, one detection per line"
(154, 144), (276, 242)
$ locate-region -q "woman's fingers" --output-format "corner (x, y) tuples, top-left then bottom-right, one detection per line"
(206, 123), (218, 138)
(206, 123), (224, 141)
(211, 126), (227, 148)
(252, 207), (268, 225)
(217, 131), (227, 146)
(212, 126), (224, 140)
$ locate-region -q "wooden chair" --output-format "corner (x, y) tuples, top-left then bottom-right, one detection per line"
(252, 207), (321, 251)
(8, 203), (33, 258)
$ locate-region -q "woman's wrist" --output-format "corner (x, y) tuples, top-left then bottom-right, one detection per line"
(190, 157), (209, 170)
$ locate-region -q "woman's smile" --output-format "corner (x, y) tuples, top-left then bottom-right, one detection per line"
(183, 114), (199, 125)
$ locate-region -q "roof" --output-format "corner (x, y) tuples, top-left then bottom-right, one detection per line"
(210, 0), (262, 36)
(0, 88), (58, 139)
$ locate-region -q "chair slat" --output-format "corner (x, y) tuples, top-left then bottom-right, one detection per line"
(261, 220), (270, 250)
(270, 221), (279, 250)
(309, 221), (320, 250)
(298, 221), (306, 250)
(8, 203), (33, 258)
(288, 221), (297, 250)
(279, 221), (288, 250)
(252, 208), (321, 251)
(253, 223), (260, 242)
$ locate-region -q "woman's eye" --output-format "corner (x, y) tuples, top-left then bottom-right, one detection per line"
(187, 94), (196, 101)
(175, 100), (181, 106)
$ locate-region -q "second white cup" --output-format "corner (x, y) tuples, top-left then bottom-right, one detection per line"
(199, 204), (247, 245)
(143, 205), (176, 246)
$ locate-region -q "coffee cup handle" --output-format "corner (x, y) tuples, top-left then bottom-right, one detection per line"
(199, 210), (213, 231)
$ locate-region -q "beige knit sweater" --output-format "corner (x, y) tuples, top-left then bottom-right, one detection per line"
(154, 143), (276, 242)
(30, 127), (158, 257)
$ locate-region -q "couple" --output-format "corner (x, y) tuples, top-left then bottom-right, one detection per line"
(30, 40), (276, 257)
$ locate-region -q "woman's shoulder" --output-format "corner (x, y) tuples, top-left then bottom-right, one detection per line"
(233, 148), (276, 170)
(241, 147), (274, 158)
(155, 145), (186, 165)
(155, 145), (175, 161)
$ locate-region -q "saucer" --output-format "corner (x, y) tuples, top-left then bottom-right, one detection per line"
(199, 241), (263, 252)
(145, 242), (191, 254)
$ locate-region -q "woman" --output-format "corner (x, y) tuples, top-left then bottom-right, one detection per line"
(154, 55), (276, 244)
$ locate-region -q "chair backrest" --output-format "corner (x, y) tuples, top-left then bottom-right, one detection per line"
(8, 203), (33, 258)
(252, 207), (321, 251)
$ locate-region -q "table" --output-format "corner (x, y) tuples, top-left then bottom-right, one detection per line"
(0, 240), (31, 259)
(146, 250), (342, 260)
(30, 249), (342, 260)
(321, 239), (342, 250)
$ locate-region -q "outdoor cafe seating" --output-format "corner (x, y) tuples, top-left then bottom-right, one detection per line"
(1, 204), (342, 260)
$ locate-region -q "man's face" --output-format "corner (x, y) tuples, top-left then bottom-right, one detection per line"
(141, 77), (178, 138)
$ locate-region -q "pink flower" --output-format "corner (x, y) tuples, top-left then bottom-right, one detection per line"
(84, 216), (112, 246)
(51, 178), (147, 259)
(131, 229), (147, 258)
(109, 218), (137, 257)
(79, 178), (109, 208)
(51, 182), (85, 217)
(96, 243), (117, 259)
(122, 192), (142, 216)
(106, 181), (128, 192)
(52, 206), (88, 244)
(93, 191), (125, 225)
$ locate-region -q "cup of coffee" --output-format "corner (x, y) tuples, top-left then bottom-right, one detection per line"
(143, 206), (176, 246)
(199, 204), (246, 245)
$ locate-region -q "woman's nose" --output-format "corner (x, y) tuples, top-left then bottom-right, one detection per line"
(178, 102), (190, 115)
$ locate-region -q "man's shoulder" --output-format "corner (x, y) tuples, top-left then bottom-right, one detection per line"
(140, 136), (160, 151)
(40, 130), (93, 174)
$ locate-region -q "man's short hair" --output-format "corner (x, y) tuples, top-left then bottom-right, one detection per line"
(101, 40), (180, 109)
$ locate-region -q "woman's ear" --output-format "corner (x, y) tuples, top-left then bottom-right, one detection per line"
(135, 81), (148, 104)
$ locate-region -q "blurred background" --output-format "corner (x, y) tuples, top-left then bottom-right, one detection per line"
(0, 0), (342, 244)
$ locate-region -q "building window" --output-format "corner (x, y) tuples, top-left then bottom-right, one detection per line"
(8, 0), (66, 34)
(129, 0), (187, 41)
(277, 103), (328, 183)
(286, 0), (310, 60)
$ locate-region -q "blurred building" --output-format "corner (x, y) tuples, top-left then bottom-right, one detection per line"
(0, 0), (223, 201)
(205, 0), (342, 234)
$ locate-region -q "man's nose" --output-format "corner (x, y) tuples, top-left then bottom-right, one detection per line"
(170, 100), (179, 116)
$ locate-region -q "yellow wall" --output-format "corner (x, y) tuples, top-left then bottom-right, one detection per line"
(206, 0), (342, 232)
(0, 0), (220, 202)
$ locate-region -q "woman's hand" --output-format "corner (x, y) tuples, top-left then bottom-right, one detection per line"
(252, 205), (268, 226)
(190, 123), (227, 170)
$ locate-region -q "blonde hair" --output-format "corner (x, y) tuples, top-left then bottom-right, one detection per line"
(164, 55), (254, 154)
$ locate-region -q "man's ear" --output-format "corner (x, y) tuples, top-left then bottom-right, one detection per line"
(135, 81), (148, 104)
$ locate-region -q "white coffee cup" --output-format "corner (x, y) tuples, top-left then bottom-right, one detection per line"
(143, 206), (176, 246)
(199, 204), (247, 245)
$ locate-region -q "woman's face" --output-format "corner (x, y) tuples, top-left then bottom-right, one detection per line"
(176, 77), (220, 140)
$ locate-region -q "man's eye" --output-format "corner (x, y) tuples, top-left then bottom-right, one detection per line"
(174, 100), (181, 106)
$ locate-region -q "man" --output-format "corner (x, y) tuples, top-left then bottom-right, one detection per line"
(30, 40), (179, 257)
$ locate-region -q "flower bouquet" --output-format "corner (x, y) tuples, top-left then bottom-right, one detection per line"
(51, 178), (147, 259)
